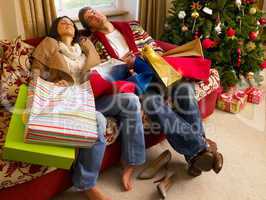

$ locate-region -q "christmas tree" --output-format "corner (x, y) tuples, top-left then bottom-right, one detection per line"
(162, 0), (266, 90)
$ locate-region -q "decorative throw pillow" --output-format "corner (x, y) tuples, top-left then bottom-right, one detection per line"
(0, 37), (34, 109)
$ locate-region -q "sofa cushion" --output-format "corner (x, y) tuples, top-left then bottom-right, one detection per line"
(0, 37), (34, 109)
(0, 107), (56, 190)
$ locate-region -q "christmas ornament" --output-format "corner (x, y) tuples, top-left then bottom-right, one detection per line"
(249, 7), (257, 15)
(226, 27), (236, 38)
(215, 23), (222, 34)
(178, 11), (186, 19)
(191, 2), (202, 10)
(215, 26), (222, 35)
(249, 31), (258, 41)
(191, 11), (199, 33)
(181, 25), (189, 32)
(202, 7), (213, 15)
(246, 72), (256, 87)
(235, 0), (242, 8)
(191, 11), (200, 19)
(246, 41), (256, 52)
(243, 0), (256, 4)
(259, 17), (266, 25)
(237, 48), (241, 67)
(254, 71), (264, 86)
(237, 74), (250, 90)
(164, 23), (170, 30)
(261, 60), (266, 69)
(202, 38), (215, 49)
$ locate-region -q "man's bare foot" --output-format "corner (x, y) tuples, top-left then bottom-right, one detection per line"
(122, 165), (135, 191)
(84, 186), (111, 200)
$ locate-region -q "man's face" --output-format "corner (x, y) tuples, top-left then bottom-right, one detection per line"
(84, 9), (107, 31)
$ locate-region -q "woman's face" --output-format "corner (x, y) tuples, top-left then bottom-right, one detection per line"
(57, 17), (75, 38)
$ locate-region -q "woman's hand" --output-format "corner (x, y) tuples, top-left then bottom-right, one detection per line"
(55, 80), (69, 87)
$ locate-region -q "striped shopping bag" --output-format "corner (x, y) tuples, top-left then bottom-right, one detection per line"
(24, 77), (98, 147)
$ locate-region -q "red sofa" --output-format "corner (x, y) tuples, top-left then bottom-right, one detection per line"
(0, 38), (220, 200)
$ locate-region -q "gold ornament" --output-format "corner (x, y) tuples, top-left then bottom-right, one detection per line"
(246, 42), (256, 52)
(191, 11), (199, 19)
(246, 72), (254, 80)
(181, 25), (189, 32)
(249, 7), (257, 15)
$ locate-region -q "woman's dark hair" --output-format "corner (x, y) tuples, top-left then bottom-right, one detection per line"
(78, 7), (92, 34)
(48, 16), (79, 44)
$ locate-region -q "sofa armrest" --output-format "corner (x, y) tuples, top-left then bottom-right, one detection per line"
(155, 40), (177, 51)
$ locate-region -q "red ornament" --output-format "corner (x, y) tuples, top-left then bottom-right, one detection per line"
(249, 31), (258, 41)
(226, 27), (236, 37)
(202, 38), (215, 49)
(243, 0), (256, 4)
(260, 60), (266, 69)
(259, 17), (266, 25)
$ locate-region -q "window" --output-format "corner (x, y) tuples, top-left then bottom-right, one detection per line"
(55, 0), (118, 19)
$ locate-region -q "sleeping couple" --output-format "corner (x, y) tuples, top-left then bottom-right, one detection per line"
(30, 7), (223, 200)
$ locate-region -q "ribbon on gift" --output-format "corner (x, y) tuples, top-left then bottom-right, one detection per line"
(220, 90), (246, 103)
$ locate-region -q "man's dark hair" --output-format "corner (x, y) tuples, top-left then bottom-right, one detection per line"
(48, 16), (79, 44)
(78, 6), (92, 34)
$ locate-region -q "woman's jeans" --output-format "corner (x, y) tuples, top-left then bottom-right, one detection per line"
(143, 81), (207, 160)
(96, 93), (146, 166)
(72, 111), (107, 191)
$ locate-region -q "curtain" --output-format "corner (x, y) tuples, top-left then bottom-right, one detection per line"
(139, 0), (166, 39)
(20, 0), (57, 38)
(257, 0), (264, 10)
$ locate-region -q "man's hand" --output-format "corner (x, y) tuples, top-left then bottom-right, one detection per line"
(55, 80), (69, 87)
(121, 51), (136, 67)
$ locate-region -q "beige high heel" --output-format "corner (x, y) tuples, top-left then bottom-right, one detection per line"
(156, 172), (177, 199)
(138, 150), (172, 180)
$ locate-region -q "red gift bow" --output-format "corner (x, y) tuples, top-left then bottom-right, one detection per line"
(220, 90), (246, 102)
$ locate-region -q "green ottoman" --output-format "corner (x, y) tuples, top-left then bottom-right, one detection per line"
(3, 85), (75, 169)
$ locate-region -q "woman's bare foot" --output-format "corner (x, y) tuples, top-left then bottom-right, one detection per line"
(84, 186), (111, 200)
(122, 165), (135, 191)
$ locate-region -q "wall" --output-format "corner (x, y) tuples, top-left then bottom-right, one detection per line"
(117, 0), (139, 20)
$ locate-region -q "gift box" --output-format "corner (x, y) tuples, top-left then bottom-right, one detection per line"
(245, 87), (263, 104)
(3, 85), (76, 169)
(216, 90), (247, 113)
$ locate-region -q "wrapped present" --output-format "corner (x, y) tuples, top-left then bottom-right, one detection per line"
(3, 85), (75, 169)
(217, 90), (247, 113)
(245, 87), (263, 104)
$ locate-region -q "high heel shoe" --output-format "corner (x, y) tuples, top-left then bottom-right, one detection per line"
(156, 172), (177, 199)
(138, 150), (172, 180)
